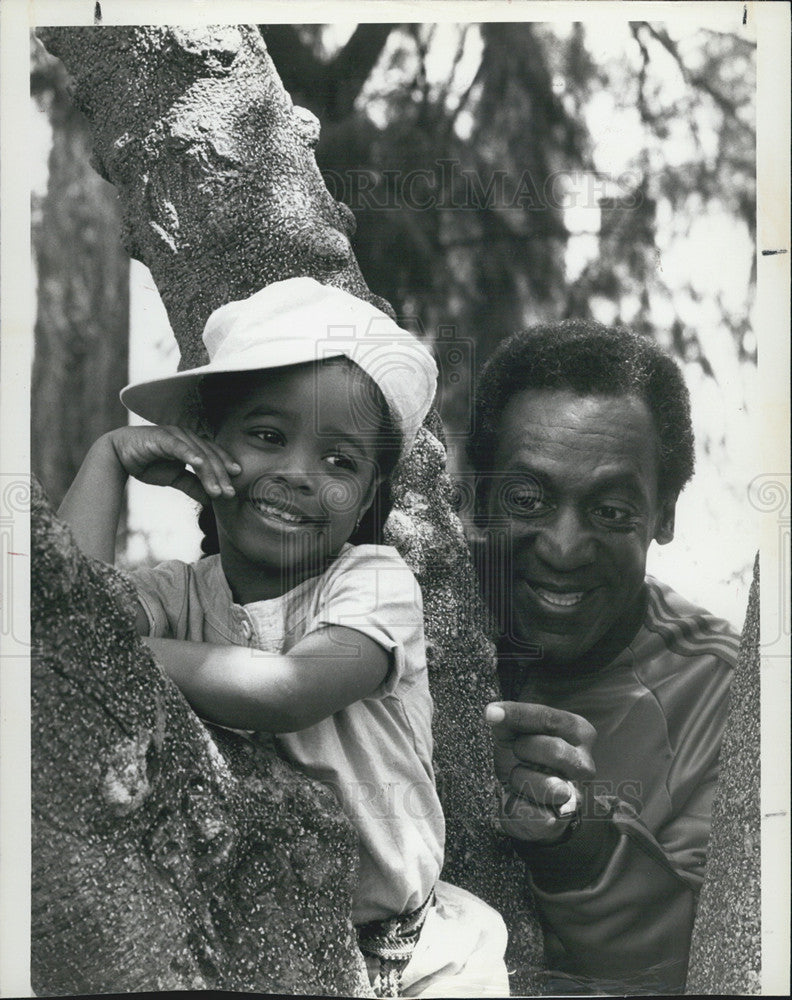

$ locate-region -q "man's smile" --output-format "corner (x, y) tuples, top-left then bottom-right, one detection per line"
(532, 586), (586, 608)
(518, 576), (603, 616)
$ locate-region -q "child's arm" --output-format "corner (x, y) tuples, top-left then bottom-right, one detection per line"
(144, 626), (389, 733)
(58, 426), (240, 564)
(57, 434), (129, 565)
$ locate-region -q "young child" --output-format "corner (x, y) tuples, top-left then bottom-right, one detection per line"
(59, 278), (509, 998)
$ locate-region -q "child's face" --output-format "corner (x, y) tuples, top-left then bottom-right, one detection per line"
(210, 362), (384, 595)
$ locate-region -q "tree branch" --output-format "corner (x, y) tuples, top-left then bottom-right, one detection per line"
(629, 23), (652, 125)
(327, 23), (394, 120)
(260, 23), (394, 122)
(640, 22), (753, 133)
(258, 24), (323, 99)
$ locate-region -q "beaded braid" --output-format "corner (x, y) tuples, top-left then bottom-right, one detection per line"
(198, 503), (221, 556)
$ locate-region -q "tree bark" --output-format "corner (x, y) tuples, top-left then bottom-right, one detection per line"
(33, 24), (544, 994)
(31, 39), (130, 509)
(31, 476), (371, 996)
(37, 25), (388, 371)
(686, 556), (761, 994)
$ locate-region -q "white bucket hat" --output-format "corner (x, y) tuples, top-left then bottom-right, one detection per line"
(120, 277), (438, 459)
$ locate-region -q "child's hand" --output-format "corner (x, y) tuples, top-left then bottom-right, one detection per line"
(107, 426), (241, 505)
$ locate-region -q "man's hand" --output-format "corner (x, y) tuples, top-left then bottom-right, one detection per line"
(106, 425), (241, 505)
(485, 701), (597, 844)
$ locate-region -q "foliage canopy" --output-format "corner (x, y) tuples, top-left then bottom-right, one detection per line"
(262, 21), (756, 441)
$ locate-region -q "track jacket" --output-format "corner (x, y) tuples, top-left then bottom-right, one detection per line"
(499, 576), (738, 994)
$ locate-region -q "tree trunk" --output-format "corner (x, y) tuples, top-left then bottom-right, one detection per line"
(33, 24), (544, 994)
(686, 556), (761, 994)
(31, 39), (130, 509)
(37, 25), (389, 371)
(31, 476), (371, 996)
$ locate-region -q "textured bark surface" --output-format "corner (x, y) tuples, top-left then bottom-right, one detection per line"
(37, 25), (390, 371)
(34, 24), (544, 995)
(31, 476), (371, 997)
(686, 555), (761, 994)
(31, 40), (130, 508)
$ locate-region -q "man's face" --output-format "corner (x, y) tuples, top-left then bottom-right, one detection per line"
(483, 389), (676, 667)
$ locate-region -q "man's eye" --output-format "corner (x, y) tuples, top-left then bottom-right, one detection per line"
(326, 452), (357, 472)
(592, 504), (635, 526)
(252, 429), (284, 446)
(505, 490), (548, 515)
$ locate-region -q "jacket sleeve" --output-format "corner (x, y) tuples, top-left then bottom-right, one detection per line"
(518, 733), (723, 993)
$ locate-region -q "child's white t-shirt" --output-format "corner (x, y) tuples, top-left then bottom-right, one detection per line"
(131, 543), (445, 925)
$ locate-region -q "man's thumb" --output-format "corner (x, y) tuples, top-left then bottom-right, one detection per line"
(485, 703), (506, 726)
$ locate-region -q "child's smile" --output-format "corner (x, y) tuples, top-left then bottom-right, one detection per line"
(209, 362), (385, 602)
(247, 495), (324, 527)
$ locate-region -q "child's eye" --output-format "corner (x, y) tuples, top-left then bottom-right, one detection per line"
(325, 452), (357, 472)
(251, 429), (285, 446)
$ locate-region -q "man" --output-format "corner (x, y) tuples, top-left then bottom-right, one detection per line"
(469, 320), (738, 994)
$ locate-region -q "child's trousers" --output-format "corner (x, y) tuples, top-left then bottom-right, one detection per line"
(365, 880), (510, 998)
